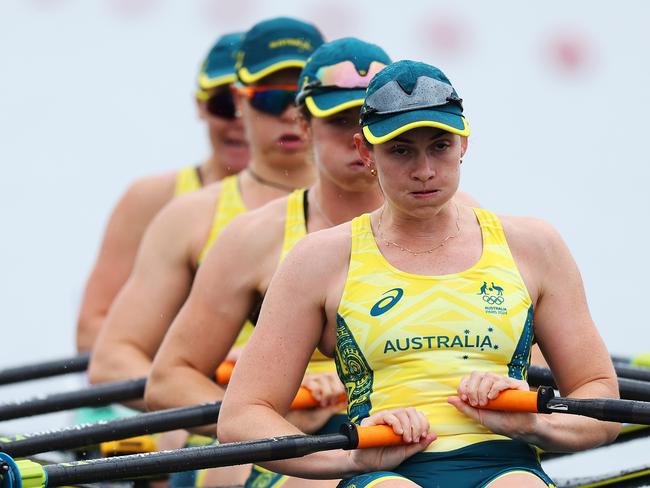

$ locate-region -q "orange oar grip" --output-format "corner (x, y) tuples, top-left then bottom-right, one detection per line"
(215, 361), (235, 385)
(290, 387), (318, 409)
(289, 388), (347, 410)
(356, 425), (405, 449)
(216, 361), (349, 410)
(481, 389), (540, 413)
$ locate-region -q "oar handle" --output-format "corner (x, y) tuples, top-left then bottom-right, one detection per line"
(478, 388), (550, 413)
(290, 388), (346, 409)
(215, 361), (235, 385)
(356, 425), (404, 448)
(345, 389), (551, 450)
(478, 386), (650, 425)
(215, 361), (346, 410)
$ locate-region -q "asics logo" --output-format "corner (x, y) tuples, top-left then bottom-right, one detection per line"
(370, 288), (404, 317)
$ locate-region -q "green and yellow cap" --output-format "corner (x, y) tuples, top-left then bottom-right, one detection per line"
(295, 37), (391, 118)
(237, 17), (324, 84)
(360, 60), (470, 144)
(196, 32), (242, 100)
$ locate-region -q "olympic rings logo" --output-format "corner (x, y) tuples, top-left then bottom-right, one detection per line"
(482, 295), (504, 305)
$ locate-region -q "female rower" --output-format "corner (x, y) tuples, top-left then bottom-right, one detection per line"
(218, 60), (619, 487)
(76, 32), (248, 352)
(88, 16), (322, 394)
(146, 40), (479, 488)
(87, 17), (323, 486)
(146, 37), (391, 488)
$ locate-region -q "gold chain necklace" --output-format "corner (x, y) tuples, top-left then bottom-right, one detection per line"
(376, 203), (461, 256)
(247, 168), (296, 192)
(310, 187), (335, 228)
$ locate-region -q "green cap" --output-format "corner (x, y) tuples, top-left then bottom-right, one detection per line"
(197, 32), (243, 92)
(296, 37), (391, 118)
(360, 60), (470, 144)
(237, 17), (324, 84)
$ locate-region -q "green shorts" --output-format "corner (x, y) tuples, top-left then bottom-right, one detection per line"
(244, 414), (349, 488)
(337, 440), (554, 488)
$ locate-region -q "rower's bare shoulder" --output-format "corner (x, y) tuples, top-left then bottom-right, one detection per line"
(123, 170), (178, 208)
(282, 222), (352, 277)
(148, 182), (223, 239)
(226, 197), (287, 241)
(107, 170), (177, 229)
(499, 214), (567, 264)
(213, 197), (287, 260)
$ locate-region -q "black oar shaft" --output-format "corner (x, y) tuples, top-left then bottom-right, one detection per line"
(528, 365), (650, 401)
(612, 363), (650, 383)
(0, 353), (90, 386)
(545, 397), (650, 425)
(0, 402), (221, 458)
(44, 433), (350, 486)
(0, 378), (145, 421)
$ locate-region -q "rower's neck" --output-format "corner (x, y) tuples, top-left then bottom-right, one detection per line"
(199, 153), (237, 184)
(247, 158), (316, 190)
(379, 200), (459, 241)
(311, 177), (384, 229)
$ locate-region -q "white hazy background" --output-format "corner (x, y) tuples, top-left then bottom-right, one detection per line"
(1, 0), (649, 481)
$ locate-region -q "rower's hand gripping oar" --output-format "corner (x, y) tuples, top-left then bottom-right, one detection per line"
(2, 359), (648, 422)
(0, 371), (345, 458)
(0, 350), (646, 387)
(0, 361), (338, 423)
(0, 423), (403, 487)
(216, 361), (347, 409)
(475, 386), (650, 425)
(3, 387), (649, 487)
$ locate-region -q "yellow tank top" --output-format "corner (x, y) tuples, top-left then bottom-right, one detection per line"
(174, 166), (202, 196)
(336, 209), (534, 453)
(197, 175), (246, 264)
(280, 190), (337, 375)
(197, 175), (253, 349)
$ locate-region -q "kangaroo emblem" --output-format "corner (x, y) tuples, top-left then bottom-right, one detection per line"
(479, 281), (488, 295)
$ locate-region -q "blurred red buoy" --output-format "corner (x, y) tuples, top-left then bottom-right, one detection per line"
(544, 29), (595, 75)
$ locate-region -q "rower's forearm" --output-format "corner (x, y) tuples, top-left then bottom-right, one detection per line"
(88, 343), (151, 385)
(523, 414), (619, 452)
(87, 344), (151, 410)
(145, 364), (224, 436)
(146, 363), (225, 409)
(76, 313), (105, 353)
(218, 405), (356, 479)
(520, 380), (620, 452)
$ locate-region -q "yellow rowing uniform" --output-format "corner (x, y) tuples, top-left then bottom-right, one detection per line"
(174, 165), (203, 196)
(281, 189), (336, 375)
(197, 175), (253, 348)
(336, 208), (534, 453)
